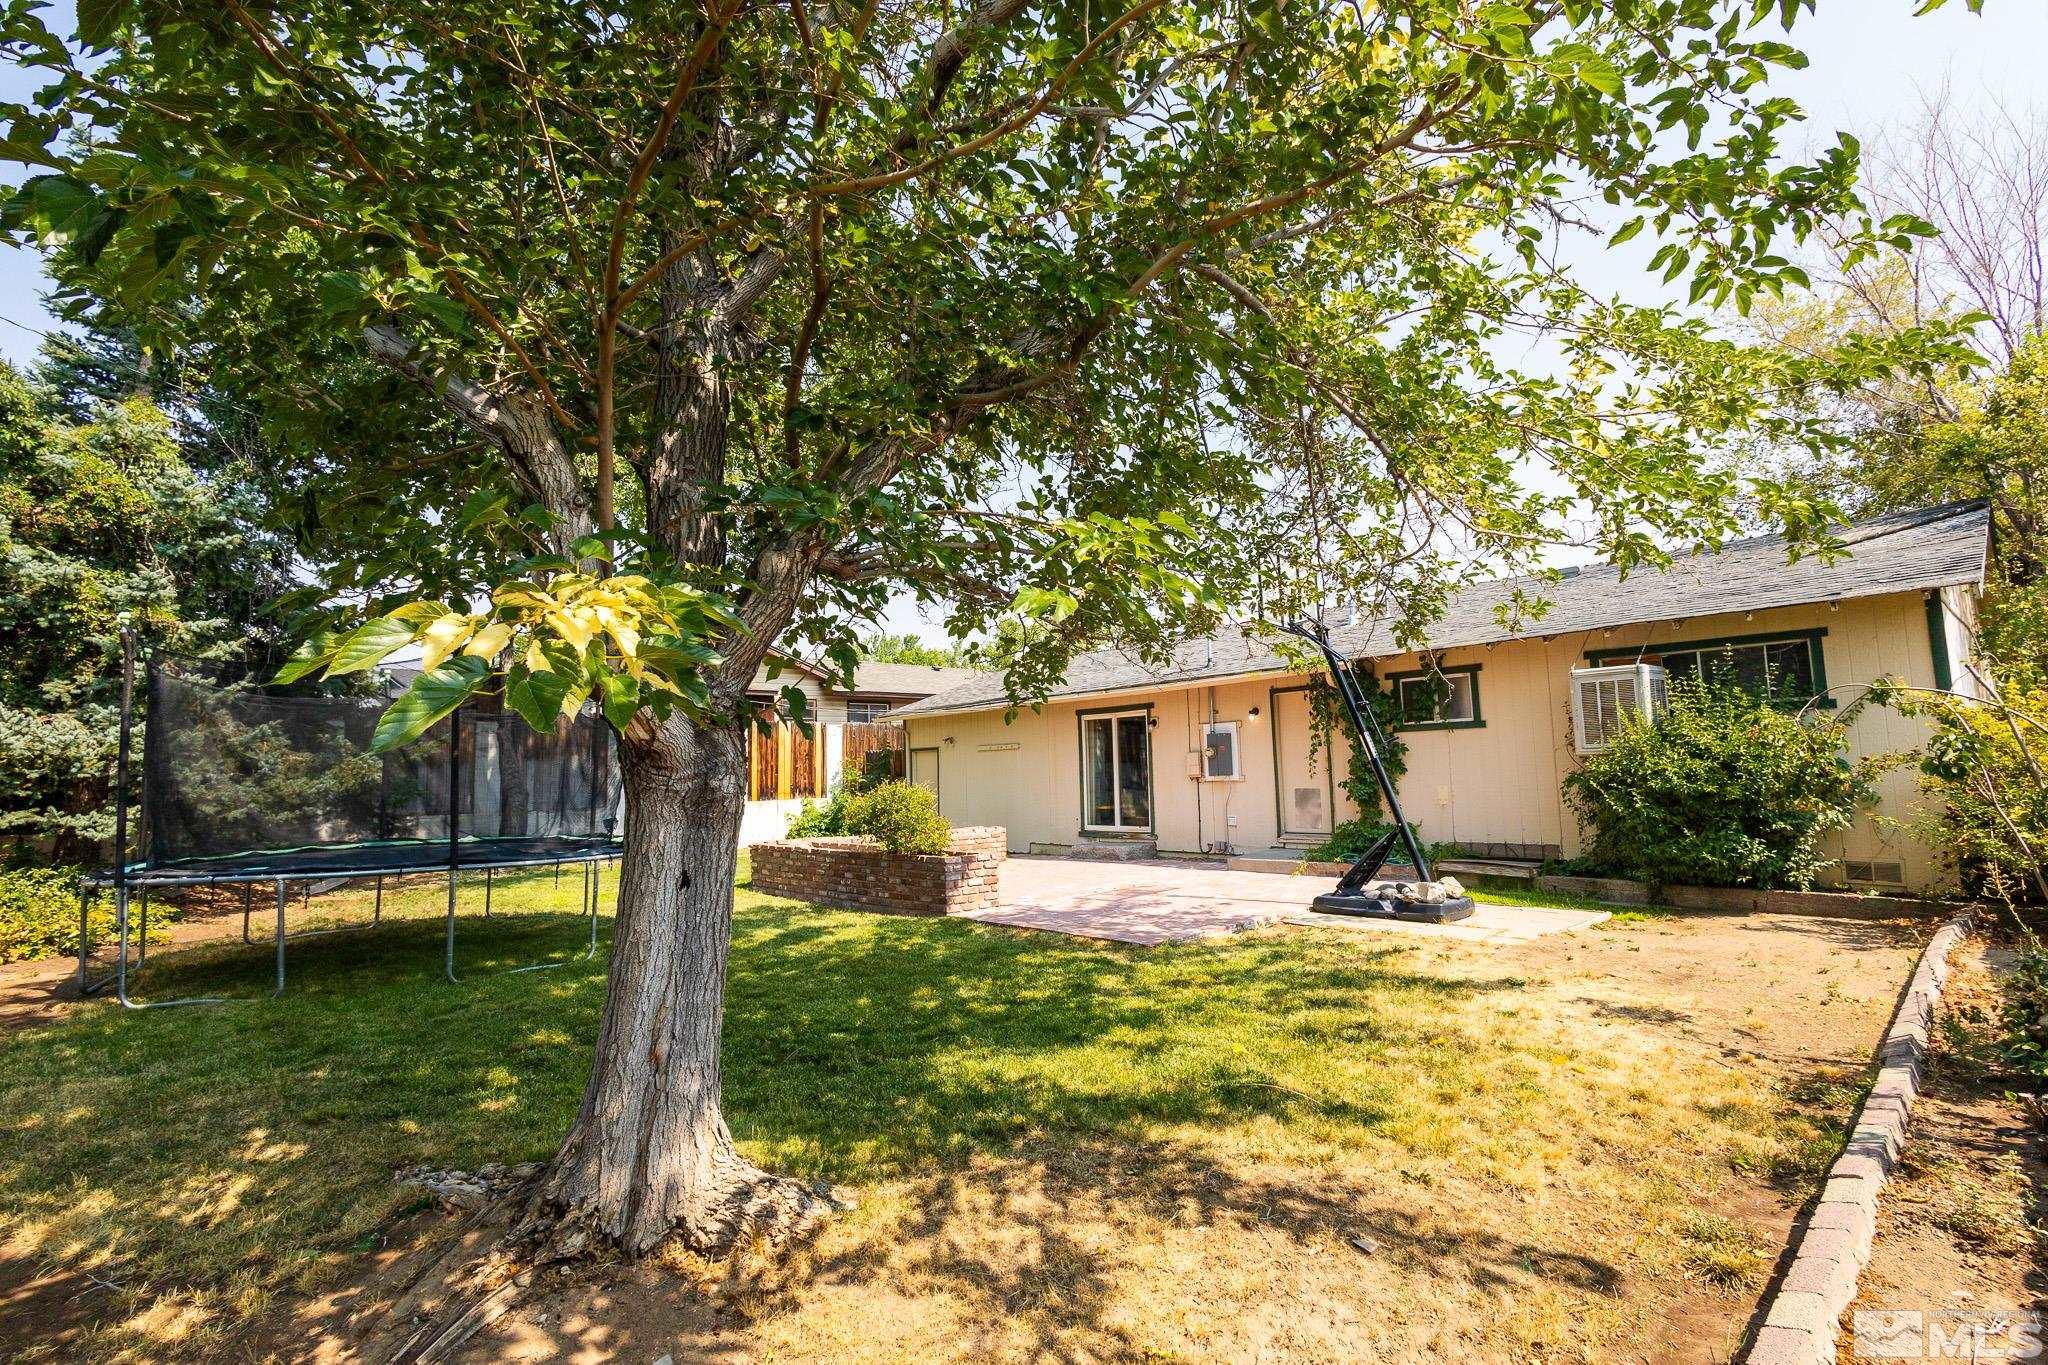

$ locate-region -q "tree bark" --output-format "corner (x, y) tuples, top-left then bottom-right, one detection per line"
(531, 707), (820, 1256)
(498, 721), (532, 837)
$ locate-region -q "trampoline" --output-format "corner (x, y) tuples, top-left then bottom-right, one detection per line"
(78, 632), (623, 1008)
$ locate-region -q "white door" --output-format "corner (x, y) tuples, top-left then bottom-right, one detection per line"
(1274, 687), (1334, 839)
(1081, 711), (1151, 832)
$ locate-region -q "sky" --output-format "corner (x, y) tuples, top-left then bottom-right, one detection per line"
(2, 0), (2044, 642)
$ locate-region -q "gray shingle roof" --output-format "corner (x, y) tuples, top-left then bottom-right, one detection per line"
(846, 662), (991, 699)
(894, 501), (1991, 718)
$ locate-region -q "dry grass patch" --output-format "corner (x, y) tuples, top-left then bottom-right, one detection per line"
(0, 873), (1928, 1362)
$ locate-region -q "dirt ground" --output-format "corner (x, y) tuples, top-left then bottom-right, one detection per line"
(193, 907), (1939, 1365)
(1836, 933), (2048, 1357)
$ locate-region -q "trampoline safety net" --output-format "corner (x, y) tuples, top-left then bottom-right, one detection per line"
(140, 662), (622, 869)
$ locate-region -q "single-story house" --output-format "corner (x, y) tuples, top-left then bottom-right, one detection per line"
(738, 657), (989, 843)
(893, 502), (1992, 893)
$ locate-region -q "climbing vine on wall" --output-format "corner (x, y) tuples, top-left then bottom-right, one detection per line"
(1305, 669), (1410, 819)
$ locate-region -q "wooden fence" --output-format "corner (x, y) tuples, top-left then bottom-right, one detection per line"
(743, 719), (908, 802)
(842, 722), (906, 782)
(748, 715), (825, 801)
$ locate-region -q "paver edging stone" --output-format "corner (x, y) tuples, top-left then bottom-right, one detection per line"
(1737, 907), (1977, 1365)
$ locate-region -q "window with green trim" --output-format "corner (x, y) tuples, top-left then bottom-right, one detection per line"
(1391, 667), (1480, 729)
(1590, 631), (1825, 704)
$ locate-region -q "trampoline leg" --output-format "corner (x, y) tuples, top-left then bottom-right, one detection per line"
(274, 880), (287, 997)
(92, 881), (231, 1010)
(242, 883), (255, 944)
(374, 875), (383, 925)
(584, 861), (600, 959)
(444, 867), (459, 983)
(76, 884), (90, 993)
(484, 866), (493, 920)
(114, 886), (132, 1006)
(137, 889), (149, 967)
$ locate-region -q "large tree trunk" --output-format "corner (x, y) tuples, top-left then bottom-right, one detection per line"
(498, 722), (532, 837)
(532, 709), (818, 1256)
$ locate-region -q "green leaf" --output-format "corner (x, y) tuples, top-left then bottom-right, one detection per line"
(318, 271), (373, 317)
(74, 0), (128, 50)
(599, 672), (640, 730)
(452, 489), (509, 535)
(324, 615), (421, 676)
(4, 175), (98, 245)
(371, 657), (490, 753)
(410, 290), (471, 336)
(1574, 53), (1622, 96)
(273, 631), (342, 684)
(505, 665), (573, 733)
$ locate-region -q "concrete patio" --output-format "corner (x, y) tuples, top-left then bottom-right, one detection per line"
(955, 855), (1608, 946)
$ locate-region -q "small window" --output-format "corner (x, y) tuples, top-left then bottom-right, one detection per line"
(1393, 668), (1480, 729)
(845, 701), (893, 724)
(1202, 722), (1241, 780)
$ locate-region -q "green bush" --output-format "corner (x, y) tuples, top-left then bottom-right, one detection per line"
(784, 796), (843, 839)
(840, 781), (951, 855)
(0, 865), (90, 964)
(1999, 933), (2048, 1084)
(1304, 818), (1457, 871)
(785, 748), (904, 840)
(1562, 680), (1884, 891)
(1889, 680), (2048, 903)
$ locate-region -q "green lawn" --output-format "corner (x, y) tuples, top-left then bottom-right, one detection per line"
(0, 865), (1836, 1360)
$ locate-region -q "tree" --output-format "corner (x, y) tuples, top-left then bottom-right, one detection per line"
(861, 631), (969, 668)
(1744, 94), (2047, 570)
(1, 0), (1958, 1269)
(0, 363), (290, 860)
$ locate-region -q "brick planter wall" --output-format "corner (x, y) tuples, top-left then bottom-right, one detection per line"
(750, 827), (1007, 917)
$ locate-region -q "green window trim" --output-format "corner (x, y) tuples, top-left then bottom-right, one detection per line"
(1584, 626), (1833, 708)
(1925, 592), (1954, 692)
(1385, 663), (1484, 731)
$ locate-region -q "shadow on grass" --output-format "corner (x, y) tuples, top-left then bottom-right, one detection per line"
(0, 884), (1534, 1356)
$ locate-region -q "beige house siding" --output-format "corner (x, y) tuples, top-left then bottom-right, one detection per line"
(746, 665), (844, 725)
(904, 588), (1970, 891)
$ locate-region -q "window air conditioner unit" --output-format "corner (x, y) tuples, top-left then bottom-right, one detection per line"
(1570, 664), (1667, 754)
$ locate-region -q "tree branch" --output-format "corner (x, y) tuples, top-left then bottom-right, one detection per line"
(597, 1), (744, 534)
(807, 0), (1166, 198)
(364, 324), (592, 549)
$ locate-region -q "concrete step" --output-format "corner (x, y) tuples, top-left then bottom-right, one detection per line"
(1029, 838), (1160, 862)
(1434, 857), (1540, 882)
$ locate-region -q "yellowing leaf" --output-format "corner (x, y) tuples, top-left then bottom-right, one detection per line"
(463, 621), (514, 659)
(388, 600), (452, 625)
(545, 608), (595, 652)
(495, 586), (557, 612)
(418, 613), (479, 671)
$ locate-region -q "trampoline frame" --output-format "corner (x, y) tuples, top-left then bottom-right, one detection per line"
(76, 631), (620, 1009)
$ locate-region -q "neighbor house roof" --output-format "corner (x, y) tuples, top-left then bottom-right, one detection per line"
(894, 501), (1992, 719)
(847, 662), (990, 698)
